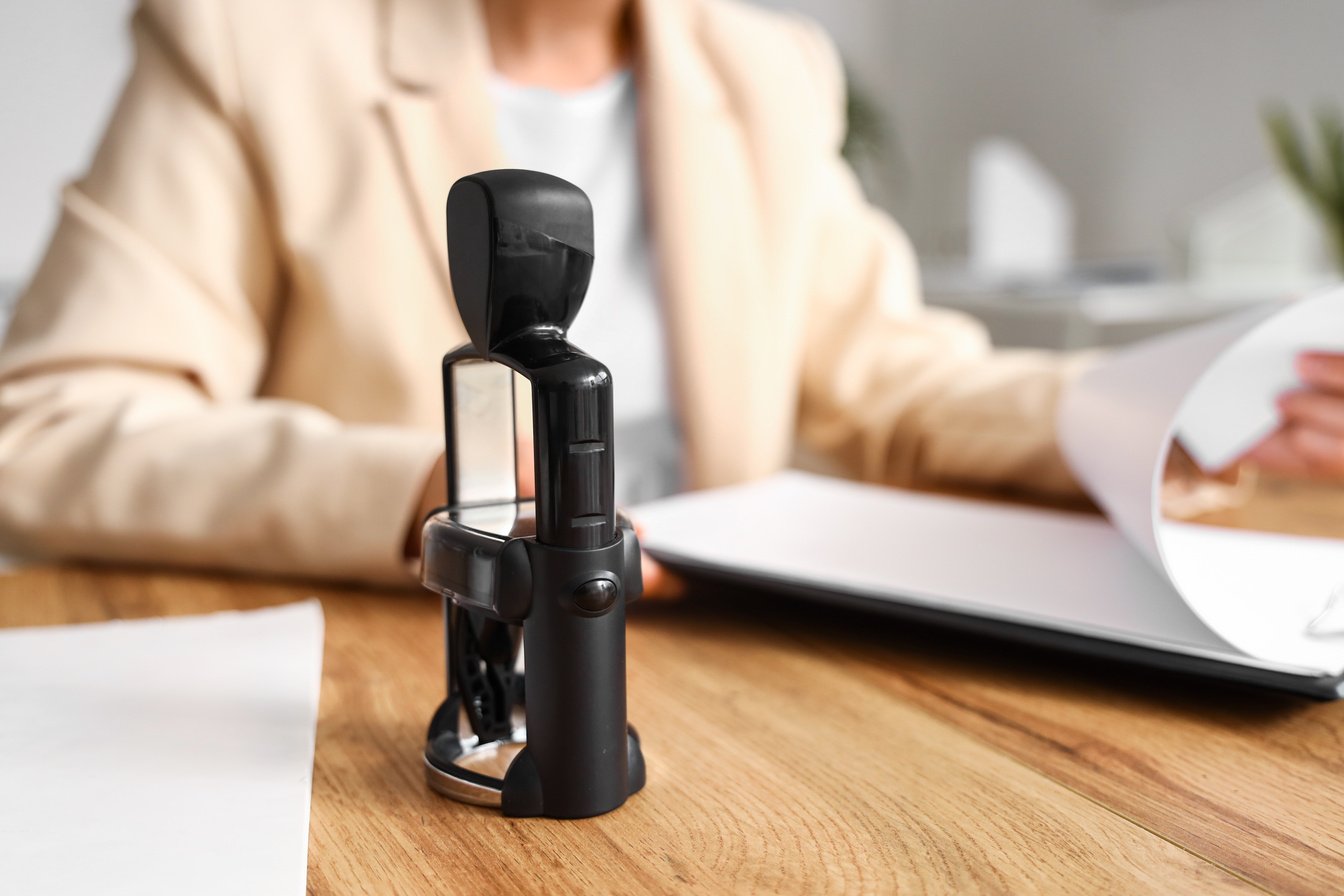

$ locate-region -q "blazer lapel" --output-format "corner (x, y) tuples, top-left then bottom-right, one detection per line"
(635, 0), (775, 488)
(377, 0), (503, 298)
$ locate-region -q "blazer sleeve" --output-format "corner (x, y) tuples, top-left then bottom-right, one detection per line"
(0, 1), (441, 583)
(789, 19), (1088, 498)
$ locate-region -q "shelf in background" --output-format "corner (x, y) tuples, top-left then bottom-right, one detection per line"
(920, 265), (1333, 350)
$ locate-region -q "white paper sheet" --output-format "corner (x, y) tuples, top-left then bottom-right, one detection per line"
(1158, 521), (1344, 671)
(0, 601), (324, 895)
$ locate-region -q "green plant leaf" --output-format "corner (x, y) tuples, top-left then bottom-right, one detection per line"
(1316, 107), (1344, 214)
(1263, 105), (1315, 197)
(1264, 102), (1344, 271)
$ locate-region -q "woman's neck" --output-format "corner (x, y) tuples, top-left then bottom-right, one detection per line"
(481, 0), (632, 90)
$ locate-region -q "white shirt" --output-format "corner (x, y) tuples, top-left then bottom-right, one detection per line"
(489, 70), (682, 504)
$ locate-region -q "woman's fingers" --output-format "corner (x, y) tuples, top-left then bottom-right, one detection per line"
(1288, 425), (1344, 477)
(631, 519), (686, 600)
(1297, 352), (1344, 395)
(640, 549), (687, 600)
(1246, 352), (1344, 479)
(1245, 429), (1316, 477)
(1277, 389), (1344, 436)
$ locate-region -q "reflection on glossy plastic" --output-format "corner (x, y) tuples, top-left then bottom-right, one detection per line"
(449, 359), (518, 507)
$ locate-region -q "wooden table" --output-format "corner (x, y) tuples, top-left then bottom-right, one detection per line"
(3, 562), (1341, 894)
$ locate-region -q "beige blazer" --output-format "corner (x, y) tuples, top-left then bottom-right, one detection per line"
(0, 0), (1081, 583)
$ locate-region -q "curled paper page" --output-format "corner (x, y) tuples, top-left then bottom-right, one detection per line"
(1057, 302), (1278, 561)
(1059, 288), (1344, 670)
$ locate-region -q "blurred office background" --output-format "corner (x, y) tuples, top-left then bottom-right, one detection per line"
(3, 0), (1342, 344)
(0, 1), (137, 328)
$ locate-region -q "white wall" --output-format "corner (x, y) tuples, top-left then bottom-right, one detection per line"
(769, 0), (1344, 265)
(0, 1), (135, 284)
(2, 1), (1341, 284)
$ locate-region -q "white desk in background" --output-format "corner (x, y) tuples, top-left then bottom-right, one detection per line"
(921, 270), (1299, 351)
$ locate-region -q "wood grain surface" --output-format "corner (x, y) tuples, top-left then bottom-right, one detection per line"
(2, 563), (1340, 894)
(1188, 474), (1344, 541)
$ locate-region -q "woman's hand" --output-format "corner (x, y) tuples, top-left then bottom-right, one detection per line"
(1243, 351), (1344, 478)
(634, 522), (685, 600)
